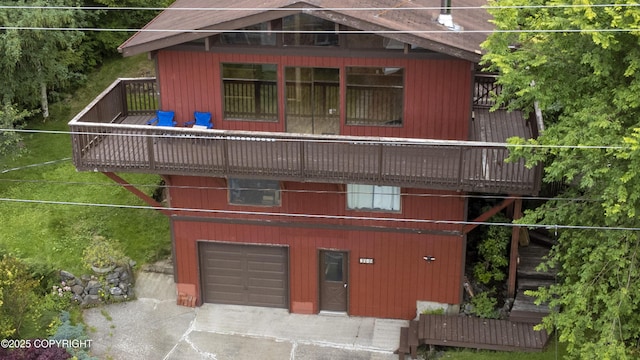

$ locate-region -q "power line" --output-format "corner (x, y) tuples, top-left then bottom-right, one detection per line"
(0, 176), (587, 202)
(0, 4), (638, 11)
(1, 128), (633, 150)
(1, 26), (638, 34)
(0, 196), (635, 231)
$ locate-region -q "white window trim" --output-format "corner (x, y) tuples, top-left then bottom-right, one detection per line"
(347, 184), (401, 212)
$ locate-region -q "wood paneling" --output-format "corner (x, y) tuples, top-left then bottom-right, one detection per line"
(157, 51), (472, 140)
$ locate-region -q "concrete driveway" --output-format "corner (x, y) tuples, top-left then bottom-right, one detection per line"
(83, 271), (406, 359)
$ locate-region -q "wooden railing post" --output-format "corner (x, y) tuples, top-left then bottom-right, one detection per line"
(457, 145), (465, 191)
(299, 140), (305, 179)
(377, 142), (384, 182)
(147, 128), (155, 171)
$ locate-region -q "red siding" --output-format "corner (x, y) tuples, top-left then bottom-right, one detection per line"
(157, 51), (472, 140)
(173, 220), (464, 319)
(168, 175), (465, 319)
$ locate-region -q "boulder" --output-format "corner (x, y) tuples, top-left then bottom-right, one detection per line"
(60, 270), (76, 281)
(71, 285), (84, 296)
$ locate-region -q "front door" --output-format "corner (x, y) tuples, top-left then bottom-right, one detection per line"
(319, 250), (348, 312)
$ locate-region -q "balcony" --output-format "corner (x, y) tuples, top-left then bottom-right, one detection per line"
(68, 78), (541, 195)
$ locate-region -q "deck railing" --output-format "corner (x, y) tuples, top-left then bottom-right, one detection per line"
(68, 78), (541, 195)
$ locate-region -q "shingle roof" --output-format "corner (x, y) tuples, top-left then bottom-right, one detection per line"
(119, 0), (493, 61)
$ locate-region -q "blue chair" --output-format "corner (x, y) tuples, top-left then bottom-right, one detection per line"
(185, 111), (213, 129)
(146, 110), (176, 127)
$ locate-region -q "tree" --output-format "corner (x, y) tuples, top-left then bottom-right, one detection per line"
(0, 0), (86, 119)
(481, 1), (640, 358)
(86, 0), (173, 59)
(0, 104), (30, 163)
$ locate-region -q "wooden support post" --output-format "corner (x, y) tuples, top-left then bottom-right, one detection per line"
(462, 197), (516, 234)
(102, 172), (172, 217)
(507, 198), (523, 299)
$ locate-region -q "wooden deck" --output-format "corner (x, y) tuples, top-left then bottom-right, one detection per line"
(68, 77), (542, 194)
(397, 314), (550, 358)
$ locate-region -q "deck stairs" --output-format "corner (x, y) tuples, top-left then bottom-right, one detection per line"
(509, 230), (557, 324)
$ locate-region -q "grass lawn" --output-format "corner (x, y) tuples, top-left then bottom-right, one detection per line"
(438, 337), (567, 359)
(0, 54), (170, 276)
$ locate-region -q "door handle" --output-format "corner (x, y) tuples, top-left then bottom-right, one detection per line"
(343, 283), (348, 288)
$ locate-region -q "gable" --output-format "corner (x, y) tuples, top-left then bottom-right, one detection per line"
(119, 0), (492, 62)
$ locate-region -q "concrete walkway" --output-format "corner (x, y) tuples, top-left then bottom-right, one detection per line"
(83, 271), (406, 359)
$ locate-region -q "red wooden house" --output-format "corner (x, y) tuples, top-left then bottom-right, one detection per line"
(69, 0), (540, 319)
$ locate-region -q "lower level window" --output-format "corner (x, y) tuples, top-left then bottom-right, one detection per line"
(229, 179), (280, 206)
(347, 184), (400, 211)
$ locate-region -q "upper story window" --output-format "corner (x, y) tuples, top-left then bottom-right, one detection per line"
(220, 22), (276, 46)
(222, 63), (278, 122)
(229, 179), (281, 206)
(347, 184), (401, 212)
(282, 14), (338, 47)
(346, 67), (404, 126)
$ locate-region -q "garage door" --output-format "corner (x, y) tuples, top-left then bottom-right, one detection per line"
(199, 242), (288, 308)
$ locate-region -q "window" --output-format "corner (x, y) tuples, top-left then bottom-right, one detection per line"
(222, 63), (278, 121)
(229, 179), (281, 206)
(219, 22), (276, 46)
(346, 67), (404, 126)
(282, 14), (338, 47)
(347, 184), (400, 211)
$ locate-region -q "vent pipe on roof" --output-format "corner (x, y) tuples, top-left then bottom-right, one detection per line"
(438, 0), (455, 29)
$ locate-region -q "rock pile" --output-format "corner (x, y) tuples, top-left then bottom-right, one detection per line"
(59, 266), (135, 308)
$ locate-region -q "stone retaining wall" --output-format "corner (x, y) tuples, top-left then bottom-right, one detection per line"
(59, 264), (135, 308)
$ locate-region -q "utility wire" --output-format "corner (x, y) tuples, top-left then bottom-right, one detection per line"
(1, 128), (633, 150)
(0, 197), (636, 231)
(0, 4), (639, 11)
(0, 177), (586, 202)
(1, 26), (638, 34)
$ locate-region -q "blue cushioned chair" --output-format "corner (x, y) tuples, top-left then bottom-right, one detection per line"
(146, 110), (176, 127)
(185, 111), (213, 129)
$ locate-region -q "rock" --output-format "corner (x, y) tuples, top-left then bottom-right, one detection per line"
(118, 283), (129, 293)
(129, 259), (137, 268)
(72, 294), (83, 304)
(106, 272), (120, 284)
(66, 278), (77, 287)
(109, 287), (123, 296)
(119, 271), (130, 282)
(60, 270), (76, 281)
(81, 295), (102, 308)
(86, 280), (102, 295)
(72, 285), (84, 295)
(111, 295), (125, 302)
(81, 274), (92, 283)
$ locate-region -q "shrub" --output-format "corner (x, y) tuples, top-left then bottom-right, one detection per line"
(82, 235), (126, 270)
(0, 255), (40, 338)
(470, 292), (500, 319)
(473, 213), (511, 286)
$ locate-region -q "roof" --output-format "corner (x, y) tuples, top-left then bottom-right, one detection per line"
(118, 0), (493, 61)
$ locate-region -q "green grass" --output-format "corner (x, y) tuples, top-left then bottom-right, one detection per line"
(426, 337), (567, 360)
(0, 54), (170, 276)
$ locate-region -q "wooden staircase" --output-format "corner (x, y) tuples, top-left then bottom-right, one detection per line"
(509, 230), (556, 324)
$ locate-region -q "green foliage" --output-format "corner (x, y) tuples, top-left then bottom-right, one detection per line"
(470, 291), (500, 319)
(50, 311), (97, 360)
(0, 255), (41, 338)
(421, 308), (445, 315)
(86, 0), (172, 60)
(82, 235), (126, 270)
(0, 0), (86, 112)
(473, 213), (511, 285)
(482, 1), (640, 358)
(0, 104), (30, 162)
